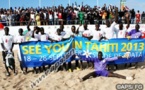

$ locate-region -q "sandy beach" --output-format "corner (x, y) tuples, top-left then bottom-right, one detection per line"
(0, 51), (145, 90)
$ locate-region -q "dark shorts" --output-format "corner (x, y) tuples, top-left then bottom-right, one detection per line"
(96, 70), (109, 77)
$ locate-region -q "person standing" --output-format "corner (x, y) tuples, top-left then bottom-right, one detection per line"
(76, 23), (89, 37)
(101, 18), (119, 70)
(130, 9), (135, 24)
(127, 24), (142, 68)
(136, 10), (141, 24)
(78, 9), (85, 24)
(83, 24), (103, 41)
(1, 27), (15, 76)
(15, 28), (27, 74)
(101, 17), (118, 40)
(35, 12), (41, 26)
(128, 24), (142, 39)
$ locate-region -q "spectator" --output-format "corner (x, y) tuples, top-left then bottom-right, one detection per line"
(35, 12), (41, 26)
(78, 9), (85, 24)
(19, 14), (25, 26)
(102, 10), (107, 24)
(54, 9), (58, 25)
(0, 11), (7, 26)
(87, 9), (95, 24)
(25, 10), (30, 25)
(30, 11), (35, 25)
(136, 10), (141, 24)
(130, 9), (135, 24)
(71, 9), (77, 24)
(124, 10), (130, 24)
(15, 11), (20, 25)
(0, 4), (144, 26)
(40, 10), (44, 25)
(58, 10), (63, 25)
(66, 10), (72, 25)
(74, 8), (79, 24)
(141, 12), (145, 23)
(109, 10), (115, 22)
(48, 9), (54, 25)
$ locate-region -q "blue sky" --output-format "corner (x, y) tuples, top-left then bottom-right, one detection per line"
(0, 0), (145, 12)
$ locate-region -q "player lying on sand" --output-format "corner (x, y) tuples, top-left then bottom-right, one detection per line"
(80, 51), (134, 81)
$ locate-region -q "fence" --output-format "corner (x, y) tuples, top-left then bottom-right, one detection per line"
(1, 18), (145, 26)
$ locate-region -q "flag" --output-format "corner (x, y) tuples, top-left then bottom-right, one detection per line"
(125, 6), (129, 11)
(0, 23), (4, 30)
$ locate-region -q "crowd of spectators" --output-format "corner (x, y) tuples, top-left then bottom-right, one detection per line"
(0, 3), (145, 26)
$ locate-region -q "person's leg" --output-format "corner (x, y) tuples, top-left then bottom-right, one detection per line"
(80, 60), (84, 70)
(108, 71), (126, 79)
(33, 67), (37, 74)
(13, 62), (16, 74)
(20, 61), (23, 71)
(135, 62), (138, 69)
(75, 60), (80, 70)
(24, 67), (28, 74)
(68, 62), (72, 72)
(2, 51), (10, 76)
(86, 61), (90, 68)
(115, 64), (118, 70)
(39, 67), (42, 73)
(43, 66), (46, 71)
(91, 62), (94, 68)
(82, 71), (97, 81)
(63, 63), (67, 71)
(4, 64), (10, 76)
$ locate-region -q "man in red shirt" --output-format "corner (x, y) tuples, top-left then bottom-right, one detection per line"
(58, 10), (63, 24)
(136, 10), (140, 24)
(71, 10), (76, 24)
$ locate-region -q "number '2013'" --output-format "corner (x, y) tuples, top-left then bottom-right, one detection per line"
(121, 43), (144, 52)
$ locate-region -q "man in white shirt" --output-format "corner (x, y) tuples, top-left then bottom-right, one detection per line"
(15, 28), (27, 74)
(102, 18), (118, 40)
(40, 27), (50, 72)
(34, 27), (41, 41)
(1, 27), (15, 76)
(83, 24), (103, 41)
(76, 23), (89, 37)
(50, 28), (63, 42)
(51, 25), (70, 41)
(29, 30), (39, 74)
(117, 19), (130, 38)
(117, 23), (127, 38)
(24, 25), (33, 41)
(101, 18), (119, 70)
(40, 27), (50, 42)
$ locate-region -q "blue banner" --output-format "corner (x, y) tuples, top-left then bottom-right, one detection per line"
(74, 37), (145, 64)
(19, 37), (145, 67)
(19, 38), (74, 67)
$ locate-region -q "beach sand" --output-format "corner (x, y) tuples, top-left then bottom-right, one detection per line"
(0, 51), (145, 90)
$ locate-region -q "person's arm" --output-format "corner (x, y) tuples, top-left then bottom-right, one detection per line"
(27, 18), (32, 27)
(0, 37), (6, 51)
(1, 43), (5, 51)
(10, 36), (15, 52)
(76, 24), (82, 34)
(110, 17), (118, 29)
(82, 30), (93, 40)
(82, 34), (93, 40)
(126, 30), (132, 40)
(98, 36), (107, 41)
(87, 36), (93, 40)
(102, 56), (122, 63)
